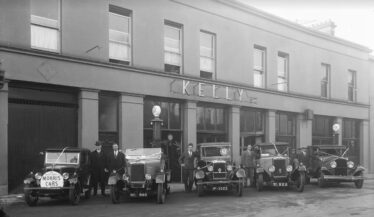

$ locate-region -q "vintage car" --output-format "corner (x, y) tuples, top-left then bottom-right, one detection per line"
(108, 148), (170, 204)
(302, 145), (364, 188)
(194, 143), (246, 197)
(23, 147), (92, 206)
(254, 142), (306, 192)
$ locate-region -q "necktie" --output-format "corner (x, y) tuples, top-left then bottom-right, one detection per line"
(115, 151), (117, 158)
(189, 151), (191, 157)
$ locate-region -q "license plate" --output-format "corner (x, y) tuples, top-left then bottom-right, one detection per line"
(212, 186), (228, 191)
(273, 182), (288, 187)
(40, 171), (64, 188)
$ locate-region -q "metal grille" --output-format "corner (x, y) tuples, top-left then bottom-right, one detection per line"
(335, 159), (347, 176)
(130, 164), (145, 181)
(273, 159), (286, 176)
(213, 162), (227, 179)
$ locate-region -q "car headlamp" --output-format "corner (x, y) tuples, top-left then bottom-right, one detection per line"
(197, 166), (201, 170)
(34, 172), (42, 180)
(330, 161), (337, 168)
(207, 165), (213, 172)
(286, 165), (293, 172)
(62, 172), (69, 180)
(227, 165), (233, 171)
(113, 170), (117, 174)
(347, 161), (354, 168)
(145, 174), (152, 180)
(195, 170), (205, 179)
(122, 174), (129, 181)
(268, 165), (275, 173)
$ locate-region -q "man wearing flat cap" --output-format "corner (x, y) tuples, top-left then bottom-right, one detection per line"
(90, 141), (108, 196)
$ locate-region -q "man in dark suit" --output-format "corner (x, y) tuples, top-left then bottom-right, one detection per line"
(107, 143), (126, 174)
(179, 143), (199, 192)
(90, 141), (108, 196)
(241, 144), (255, 187)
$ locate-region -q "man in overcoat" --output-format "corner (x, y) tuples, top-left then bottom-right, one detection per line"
(90, 141), (108, 196)
(107, 143), (126, 174)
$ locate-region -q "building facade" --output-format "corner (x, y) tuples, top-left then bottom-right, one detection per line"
(0, 0), (373, 195)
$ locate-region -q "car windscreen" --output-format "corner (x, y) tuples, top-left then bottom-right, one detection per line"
(45, 152), (80, 165)
(260, 145), (289, 156)
(125, 148), (162, 162)
(318, 148), (344, 156)
(201, 146), (231, 157)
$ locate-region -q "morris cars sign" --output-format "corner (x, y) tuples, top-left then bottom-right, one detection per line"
(40, 171), (64, 188)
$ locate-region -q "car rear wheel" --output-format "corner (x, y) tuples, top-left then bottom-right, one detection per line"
(69, 184), (81, 205)
(24, 186), (38, 207)
(256, 174), (263, 192)
(235, 178), (243, 197)
(157, 183), (166, 204)
(354, 172), (364, 189)
(318, 172), (325, 188)
(197, 181), (204, 197)
(110, 185), (120, 204)
(295, 173), (305, 192)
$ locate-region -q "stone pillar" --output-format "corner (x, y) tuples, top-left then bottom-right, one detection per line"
(265, 110), (276, 143)
(360, 120), (369, 169)
(183, 101), (197, 151)
(0, 81), (8, 195)
(119, 93), (144, 150)
(296, 113), (312, 148)
(334, 117), (343, 146)
(78, 89), (99, 150)
(229, 106), (240, 165)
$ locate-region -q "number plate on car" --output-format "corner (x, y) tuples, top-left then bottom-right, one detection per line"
(273, 182), (288, 187)
(212, 186), (228, 191)
(40, 171), (64, 188)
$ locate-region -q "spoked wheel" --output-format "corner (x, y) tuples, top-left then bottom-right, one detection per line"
(256, 174), (263, 192)
(157, 183), (166, 204)
(295, 173), (305, 192)
(318, 171), (325, 188)
(24, 186), (38, 207)
(235, 178), (243, 197)
(69, 184), (81, 205)
(354, 172), (364, 189)
(305, 175), (311, 185)
(197, 181), (204, 197)
(110, 185), (120, 204)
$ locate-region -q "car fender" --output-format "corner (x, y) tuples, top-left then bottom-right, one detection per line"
(156, 173), (165, 183)
(236, 168), (246, 178)
(353, 166), (365, 175)
(320, 166), (328, 172)
(195, 170), (205, 180)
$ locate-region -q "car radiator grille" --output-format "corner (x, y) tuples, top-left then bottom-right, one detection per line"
(273, 159), (287, 176)
(130, 164), (145, 181)
(335, 159), (347, 176)
(213, 163), (227, 179)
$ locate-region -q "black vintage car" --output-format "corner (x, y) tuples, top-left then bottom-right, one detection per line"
(194, 143), (246, 197)
(254, 142), (306, 192)
(302, 145), (365, 188)
(108, 148), (170, 204)
(23, 147), (92, 206)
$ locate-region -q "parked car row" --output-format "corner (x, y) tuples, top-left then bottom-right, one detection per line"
(23, 142), (365, 206)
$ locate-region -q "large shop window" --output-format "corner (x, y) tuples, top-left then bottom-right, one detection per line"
(239, 108), (265, 154)
(30, 0), (60, 52)
(343, 119), (360, 163)
(197, 104), (227, 143)
(164, 21), (183, 74)
(109, 5), (132, 65)
(276, 112), (296, 149)
(312, 115), (334, 145)
(99, 93), (118, 149)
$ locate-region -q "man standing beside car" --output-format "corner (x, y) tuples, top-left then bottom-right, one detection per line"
(107, 143), (126, 174)
(179, 143), (199, 192)
(241, 144), (255, 187)
(90, 141), (108, 196)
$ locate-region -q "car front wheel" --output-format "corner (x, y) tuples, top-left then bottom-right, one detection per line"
(69, 184), (81, 205)
(24, 186), (38, 207)
(235, 178), (243, 197)
(110, 185), (120, 204)
(295, 173), (305, 192)
(157, 183), (166, 204)
(197, 181), (204, 197)
(256, 174), (263, 192)
(354, 172), (364, 189)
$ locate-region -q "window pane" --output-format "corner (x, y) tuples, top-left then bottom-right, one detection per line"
(253, 49), (263, 70)
(200, 57), (214, 72)
(31, 25), (59, 51)
(254, 71), (263, 88)
(277, 77), (286, 91)
(197, 106), (204, 130)
(99, 94), (118, 132)
(164, 52), (181, 65)
(200, 32), (214, 57)
(109, 13), (129, 33)
(277, 56), (286, 76)
(109, 30), (129, 43)
(31, 0), (59, 20)
(109, 42), (130, 61)
(169, 103), (181, 129)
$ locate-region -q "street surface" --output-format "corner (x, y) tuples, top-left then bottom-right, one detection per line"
(4, 180), (374, 217)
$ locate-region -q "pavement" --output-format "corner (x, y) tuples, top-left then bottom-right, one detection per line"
(1, 174), (374, 207)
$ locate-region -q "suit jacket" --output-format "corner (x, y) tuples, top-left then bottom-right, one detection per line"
(179, 150), (199, 169)
(90, 150), (107, 174)
(241, 150), (255, 167)
(107, 151), (126, 173)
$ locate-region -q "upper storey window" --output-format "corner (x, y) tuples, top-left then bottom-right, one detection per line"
(109, 5), (132, 65)
(30, 0), (60, 52)
(200, 31), (216, 79)
(277, 52), (289, 92)
(321, 63), (330, 98)
(164, 22), (183, 74)
(253, 46), (265, 88)
(348, 70), (357, 102)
